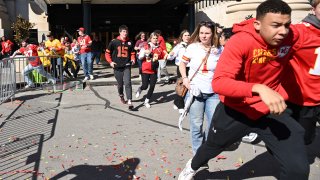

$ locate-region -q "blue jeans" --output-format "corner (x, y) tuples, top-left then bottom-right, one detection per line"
(23, 64), (53, 86)
(188, 92), (220, 155)
(80, 52), (93, 77)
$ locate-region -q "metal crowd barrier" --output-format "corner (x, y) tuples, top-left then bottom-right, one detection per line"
(0, 58), (16, 105)
(0, 55), (64, 104)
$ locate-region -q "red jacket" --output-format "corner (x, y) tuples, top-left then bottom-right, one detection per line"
(212, 18), (299, 120)
(1, 40), (14, 54)
(77, 34), (92, 54)
(282, 19), (320, 106)
(141, 43), (165, 74)
(157, 35), (167, 54)
(19, 44), (42, 67)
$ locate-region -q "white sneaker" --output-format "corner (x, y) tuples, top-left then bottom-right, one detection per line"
(89, 74), (94, 80)
(144, 102), (151, 108)
(24, 84), (35, 89)
(135, 88), (141, 98)
(178, 159), (196, 180)
(242, 133), (258, 143)
(173, 105), (178, 110)
(83, 77), (89, 81)
(48, 78), (56, 85)
(127, 100), (134, 110)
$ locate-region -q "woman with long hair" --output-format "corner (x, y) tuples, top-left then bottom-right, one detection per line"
(179, 21), (222, 155)
(167, 30), (190, 113)
(134, 31), (148, 76)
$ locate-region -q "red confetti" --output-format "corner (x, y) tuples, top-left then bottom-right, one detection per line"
(216, 155), (227, 160)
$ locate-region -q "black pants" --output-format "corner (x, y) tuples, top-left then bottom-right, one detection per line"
(114, 66), (132, 100)
(64, 60), (80, 78)
(140, 73), (157, 100)
(50, 58), (59, 78)
(287, 102), (320, 145)
(191, 102), (309, 180)
(173, 66), (190, 109)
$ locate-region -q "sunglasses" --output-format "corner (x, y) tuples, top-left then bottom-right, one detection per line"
(199, 21), (215, 27)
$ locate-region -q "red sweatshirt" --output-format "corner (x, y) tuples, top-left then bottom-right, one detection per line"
(282, 19), (320, 106)
(212, 18), (299, 120)
(1, 40), (14, 54)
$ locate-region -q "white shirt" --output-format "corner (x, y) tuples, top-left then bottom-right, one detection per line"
(182, 42), (222, 94)
(167, 42), (188, 66)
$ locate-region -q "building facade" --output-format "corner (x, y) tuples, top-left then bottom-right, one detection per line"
(0, 0), (313, 43)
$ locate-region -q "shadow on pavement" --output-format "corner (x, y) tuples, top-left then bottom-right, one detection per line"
(50, 158), (140, 180)
(195, 127), (320, 180)
(0, 93), (62, 179)
(88, 86), (189, 131)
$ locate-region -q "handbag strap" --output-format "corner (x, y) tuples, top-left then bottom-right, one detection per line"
(189, 47), (211, 82)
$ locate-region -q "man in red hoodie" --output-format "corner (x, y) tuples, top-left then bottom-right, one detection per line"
(178, 0), (309, 179)
(105, 25), (136, 109)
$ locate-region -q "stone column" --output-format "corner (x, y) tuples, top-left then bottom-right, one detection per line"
(82, 0), (91, 34)
(0, 0), (11, 36)
(225, 0), (311, 26)
(188, 1), (195, 33)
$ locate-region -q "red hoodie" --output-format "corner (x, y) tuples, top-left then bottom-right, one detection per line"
(212, 18), (300, 120)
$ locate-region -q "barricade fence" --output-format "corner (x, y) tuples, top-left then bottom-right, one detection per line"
(0, 58), (15, 105)
(0, 55), (65, 105)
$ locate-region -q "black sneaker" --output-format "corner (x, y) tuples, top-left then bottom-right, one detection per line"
(127, 100), (134, 110)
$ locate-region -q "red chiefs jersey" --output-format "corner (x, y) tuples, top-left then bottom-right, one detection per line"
(141, 44), (165, 74)
(19, 44), (42, 67)
(77, 35), (92, 54)
(282, 22), (320, 106)
(1, 40), (14, 53)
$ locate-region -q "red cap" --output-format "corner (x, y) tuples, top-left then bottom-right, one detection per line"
(77, 27), (85, 32)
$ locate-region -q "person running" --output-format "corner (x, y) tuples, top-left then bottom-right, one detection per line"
(178, 0), (309, 179)
(282, 0), (320, 145)
(167, 30), (190, 114)
(11, 39), (56, 88)
(1, 36), (14, 58)
(77, 27), (93, 81)
(135, 32), (166, 108)
(105, 25), (136, 109)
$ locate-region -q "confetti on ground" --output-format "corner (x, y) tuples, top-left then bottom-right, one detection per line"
(216, 155), (227, 160)
(234, 162), (242, 167)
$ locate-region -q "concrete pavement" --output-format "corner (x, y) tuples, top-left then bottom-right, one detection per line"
(0, 63), (319, 180)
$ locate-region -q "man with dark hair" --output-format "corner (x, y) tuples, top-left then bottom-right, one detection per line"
(45, 33), (63, 78)
(11, 39), (56, 88)
(178, 0), (309, 179)
(105, 25), (136, 109)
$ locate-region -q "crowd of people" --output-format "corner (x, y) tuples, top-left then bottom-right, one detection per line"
(0, 0), (319, 179)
